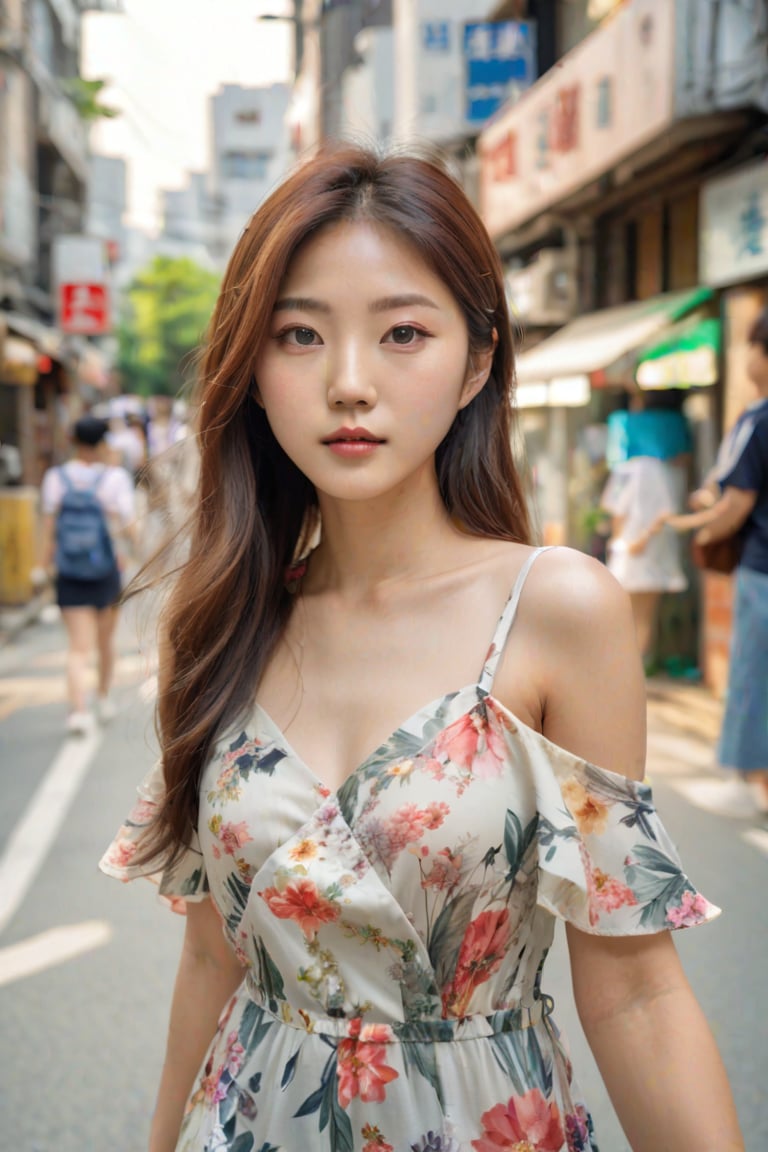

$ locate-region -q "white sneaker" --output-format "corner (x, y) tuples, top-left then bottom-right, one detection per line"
(96, 696), (117, 724)
(687, 777), (763, 819)
(66, 711), (94, 737)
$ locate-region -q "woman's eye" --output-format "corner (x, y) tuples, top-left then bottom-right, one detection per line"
(281, 327), (319, 346)
(386, 325), (420, 345)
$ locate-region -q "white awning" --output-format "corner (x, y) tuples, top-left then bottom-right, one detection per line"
(514, 287), (713, 395)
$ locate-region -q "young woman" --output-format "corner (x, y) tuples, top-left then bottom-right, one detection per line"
(101, 147), (742, 1152)
(41, 414), (136, 733)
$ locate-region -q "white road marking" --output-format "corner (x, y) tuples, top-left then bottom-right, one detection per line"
(0, 727), (103, 934)
(0, 920), (112, 987)
(741, 827), (768, 857)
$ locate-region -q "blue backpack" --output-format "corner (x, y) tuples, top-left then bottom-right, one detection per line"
(55, 467), (116, 581)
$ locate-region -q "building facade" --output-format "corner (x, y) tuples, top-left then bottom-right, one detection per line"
(478, 0), (768, 686)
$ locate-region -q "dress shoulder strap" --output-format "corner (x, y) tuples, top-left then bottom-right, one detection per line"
(478, 546), (555, 693)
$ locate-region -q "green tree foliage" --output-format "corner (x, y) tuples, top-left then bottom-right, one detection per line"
(116, 256), (221, 397)
(64, 78), (120, 122)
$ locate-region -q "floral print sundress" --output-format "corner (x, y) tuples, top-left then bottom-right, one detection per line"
(101, 547), (719, 1152)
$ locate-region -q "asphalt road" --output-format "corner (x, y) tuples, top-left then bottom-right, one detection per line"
(0, 607), (766, 1151)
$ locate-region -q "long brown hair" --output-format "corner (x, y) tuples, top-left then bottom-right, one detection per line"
(145, 143), (532, 868)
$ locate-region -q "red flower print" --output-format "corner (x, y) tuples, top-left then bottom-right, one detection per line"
(259, 878), (341, 939)
(580, 844), (637, 927)
(666, 889), (711, 928)
(432, 704), (507, 780)
(421, 847), (463, 894)
(442, 907), (511, 1018)
(472, 1089), (565, 1151)
(336, 1029), (399, 1110)
(422, 801), (450, 830)
(107, 836), (137, 869)
(218, 820), (252, 856)
(361, 1122), (394, 1151)
(128, 798), (157, 825)
(223, 1029), (245, 1077)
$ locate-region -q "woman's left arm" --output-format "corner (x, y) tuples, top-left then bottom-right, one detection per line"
(525, 551), (743, 1149)
(568, 927), (743, 1151)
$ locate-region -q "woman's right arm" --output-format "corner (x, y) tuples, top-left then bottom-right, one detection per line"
(150, 897), (245, 1152)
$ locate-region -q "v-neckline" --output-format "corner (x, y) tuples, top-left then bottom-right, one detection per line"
(252, 682), (484, 799)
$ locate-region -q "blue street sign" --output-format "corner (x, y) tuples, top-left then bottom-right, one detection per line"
(464, 20), (537, 124)
(422, 20), (451, 53)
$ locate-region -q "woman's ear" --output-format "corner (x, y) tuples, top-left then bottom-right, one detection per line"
(459, 328), (498, 409)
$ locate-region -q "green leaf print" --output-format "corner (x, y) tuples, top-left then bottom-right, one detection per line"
(281, 1050), (299, 1090)
(253, 935), (286, 1012)
(327, 1080), (354, 1152)
(623, 845), (690, 928)
(294, 1081), (326, 1118)
(428, 888), (478, 989)
(401, 1038), (445, 1107)
(238, 999), (275, 1055)
(503, 809), (539, 881)
(230, 1135), (255, 1152)
(337, 773), (360, 826)
(488, 1031), (527, 1095)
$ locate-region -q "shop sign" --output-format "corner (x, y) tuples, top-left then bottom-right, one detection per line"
(463, 21), (536, 125)
(700, 161), (768, 289)
(479, 0), (674, 240)
(52, 235), (112, 335)
(422, 21), (450, 52)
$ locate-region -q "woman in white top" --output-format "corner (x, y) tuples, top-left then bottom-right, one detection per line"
(40, 414), (136, 734)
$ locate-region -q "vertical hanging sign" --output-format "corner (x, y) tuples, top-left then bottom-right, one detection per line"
(52, 235), (112, 335)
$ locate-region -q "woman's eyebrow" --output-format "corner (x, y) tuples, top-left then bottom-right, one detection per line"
(370, 294), (439, 313)
(273, 296), (331, 313)
(273, 293), (440, 314)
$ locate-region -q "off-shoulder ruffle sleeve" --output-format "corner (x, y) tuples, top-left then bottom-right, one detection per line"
(533, 746), (720, 935)
(98, 760), (209, 912)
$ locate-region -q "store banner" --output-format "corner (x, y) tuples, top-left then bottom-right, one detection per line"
(479, 0), (674, 239)
(700, 160), (768, 288)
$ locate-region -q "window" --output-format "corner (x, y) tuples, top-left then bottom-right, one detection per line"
(222, 151), (270, 180)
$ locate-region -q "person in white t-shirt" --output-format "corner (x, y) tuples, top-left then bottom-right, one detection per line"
(40, 415), (137, 735)
(600, 454), (687, 664)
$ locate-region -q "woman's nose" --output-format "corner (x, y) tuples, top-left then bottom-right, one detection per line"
(325, 344), (378, 409)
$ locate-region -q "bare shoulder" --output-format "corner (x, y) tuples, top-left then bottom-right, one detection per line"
(496, 545), (647, 781)
(523, 545), (634, 635)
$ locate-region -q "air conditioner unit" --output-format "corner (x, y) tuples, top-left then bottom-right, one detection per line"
(505, 249), (578, 327)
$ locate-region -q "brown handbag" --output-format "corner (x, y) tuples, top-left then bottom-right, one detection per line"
(691, 534), (742, 575)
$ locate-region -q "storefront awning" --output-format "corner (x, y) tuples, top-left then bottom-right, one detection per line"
(0, 336), (38, 386)
(635, 316), (720, 389)
(514, 287), (713, 407)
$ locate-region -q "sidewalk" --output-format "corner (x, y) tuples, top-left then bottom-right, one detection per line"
(646, 675), (723, 748)
(0, 589), (53, 649)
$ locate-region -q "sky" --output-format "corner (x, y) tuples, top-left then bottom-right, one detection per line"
(82, 0), (293, 233)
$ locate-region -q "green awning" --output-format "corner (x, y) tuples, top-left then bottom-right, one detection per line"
(635, 316), (720, 389)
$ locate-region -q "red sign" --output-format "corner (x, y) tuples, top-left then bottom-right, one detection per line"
(59, 284), (110, 335)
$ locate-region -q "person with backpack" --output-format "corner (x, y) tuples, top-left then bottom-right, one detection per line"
(40, 415), (137, 735)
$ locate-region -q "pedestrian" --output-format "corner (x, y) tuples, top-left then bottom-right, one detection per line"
(665, 306), (768, 818)
(40, 414), (136, 734)
(599, 398), (691, 672)
(99, 146), (742, 1152)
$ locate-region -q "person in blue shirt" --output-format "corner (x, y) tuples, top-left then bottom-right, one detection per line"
(667, 306), (768, 817)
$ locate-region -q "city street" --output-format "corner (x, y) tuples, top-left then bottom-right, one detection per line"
(0, 605), (766, 1152)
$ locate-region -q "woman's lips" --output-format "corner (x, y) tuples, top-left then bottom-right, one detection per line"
(325, 439), (382, 457)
